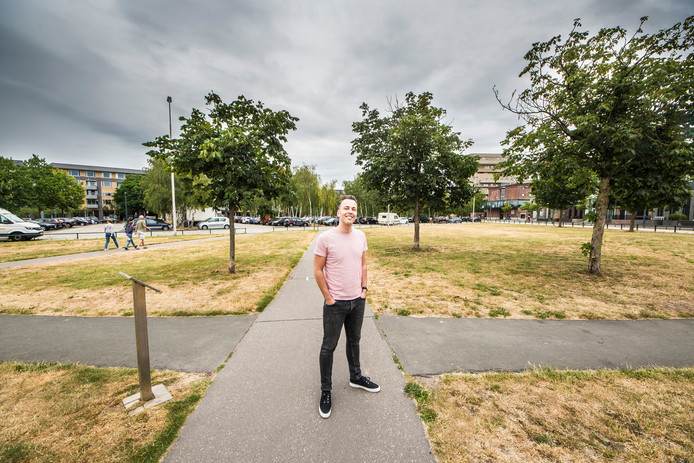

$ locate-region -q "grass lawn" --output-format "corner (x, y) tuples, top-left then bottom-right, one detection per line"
(406, 368), (694, 463)
(365, 224), (694, 319)
(0, 231), (315, 316)
(0, 362), (209, 463)
(0, 234), (221, 263)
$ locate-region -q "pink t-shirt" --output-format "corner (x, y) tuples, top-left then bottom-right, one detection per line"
(314, 228), (367, 300)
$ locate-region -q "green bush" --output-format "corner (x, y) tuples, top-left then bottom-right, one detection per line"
(668, 212), (687, 221)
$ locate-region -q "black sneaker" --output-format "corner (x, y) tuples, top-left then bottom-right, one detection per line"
(319, 391), (331, 418)
(349, 376), (380, 393)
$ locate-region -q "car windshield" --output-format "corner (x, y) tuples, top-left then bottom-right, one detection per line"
(2, 211), (23, 222)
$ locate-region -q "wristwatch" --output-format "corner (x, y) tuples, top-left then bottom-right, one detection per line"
(362, 286), (368, 291)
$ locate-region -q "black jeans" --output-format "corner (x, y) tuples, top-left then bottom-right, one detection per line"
(319, 297), (365, 392)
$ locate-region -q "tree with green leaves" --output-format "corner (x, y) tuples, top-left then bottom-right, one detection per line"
(145, 92), (297, 273)
(289, 165), (320, 217)
(113, 174), (145, 219)
(351, 92), (478, 249)
(343, 173), (386, 219)
(612, 111), (694, 231)
(52, 170), (84, 213)
(496, 16), (693, 274)
(0, 156), (30, 211)
(529, 157), (597, 227)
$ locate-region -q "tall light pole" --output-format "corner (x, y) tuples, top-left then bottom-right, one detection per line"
(167, 96), (177, 233)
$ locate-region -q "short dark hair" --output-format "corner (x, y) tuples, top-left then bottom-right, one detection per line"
(339, 194), (357, 203)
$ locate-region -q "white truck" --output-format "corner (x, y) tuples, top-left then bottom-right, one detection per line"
(0, 208), (44, 241)
(378, 212), (400, 225)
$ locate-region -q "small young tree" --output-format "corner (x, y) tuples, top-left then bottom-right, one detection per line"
(351, 92), (478, 249)
(496, 16), (693, 274)
(145, 92), (297, 273)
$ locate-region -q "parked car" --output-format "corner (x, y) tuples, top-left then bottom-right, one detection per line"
(145, 218), (172, 231)
(34, 219), (58, 230)
(286, 218), (308, 227)
(447, 216), (462, 224)
(0, 208), (44, 241)
(324, 217), (339, 226)
(198, 217), (230, 230)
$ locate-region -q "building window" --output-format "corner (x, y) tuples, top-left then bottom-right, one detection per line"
(103, 180), (112, 187)
(69, 169), (79, 176)
(86, 171), (95, 177)
(117, 173), (125, 179)
(87, 180), (97, 187)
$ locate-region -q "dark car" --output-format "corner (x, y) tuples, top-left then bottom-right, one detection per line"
(269, 217), (287, 226)
(34, 219), (58, 230)
(287, 218), (308, 227)
(145, 218), (172, 231)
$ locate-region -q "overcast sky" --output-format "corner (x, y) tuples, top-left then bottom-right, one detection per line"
(1, 0), (689, 186)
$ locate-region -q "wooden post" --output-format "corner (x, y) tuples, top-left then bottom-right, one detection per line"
(133, 283), (154, 402)
(119, 272), (161, 403)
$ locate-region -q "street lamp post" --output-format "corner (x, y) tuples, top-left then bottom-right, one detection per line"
(167, 96), (177, 234)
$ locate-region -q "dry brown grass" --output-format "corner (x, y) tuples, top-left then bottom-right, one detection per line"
(0, 231), (314, 316)
(365, 224), (694, 319)
(410, 368), (694, 463)
(0, 362), (209, 463)
(0, 234), (219, 263)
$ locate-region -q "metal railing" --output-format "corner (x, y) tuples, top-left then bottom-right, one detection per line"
(40, 227), (247, 240)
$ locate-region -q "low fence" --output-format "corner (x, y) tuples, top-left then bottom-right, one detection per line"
(41, 227), (248, 240)
(482, 218), (694, 232)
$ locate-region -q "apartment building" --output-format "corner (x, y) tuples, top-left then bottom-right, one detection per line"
(51, 163), (144, 219)
(468, 153), (517, 196)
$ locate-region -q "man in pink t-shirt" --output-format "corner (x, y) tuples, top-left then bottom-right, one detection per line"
(314, 195), (380, 419)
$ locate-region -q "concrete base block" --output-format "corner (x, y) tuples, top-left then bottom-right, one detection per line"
(123, 383), (172, 415)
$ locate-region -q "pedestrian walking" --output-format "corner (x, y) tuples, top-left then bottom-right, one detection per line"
(314, 195), (379, 419)
(103, 219), (119, 250)
(123, 218), (138, 250)
(135, 214), (149, 248)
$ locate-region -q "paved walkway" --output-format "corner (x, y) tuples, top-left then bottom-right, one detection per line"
(377, 316), (694, 375)
(0, 236), (227, 269)
(0, 314), (254, 372)
(164, 241), (435, 462)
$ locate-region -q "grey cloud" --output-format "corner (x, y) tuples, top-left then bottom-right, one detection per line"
(1, 0), (690, 185)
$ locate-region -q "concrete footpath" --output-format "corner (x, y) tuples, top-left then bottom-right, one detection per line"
(0, 314), (254, 372)
(0, 236), (227, 270)
(377, 316), (694, 375)
(164, 242), (435, 462)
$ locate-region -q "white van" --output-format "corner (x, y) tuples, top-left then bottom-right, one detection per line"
(378, 212), (400, 225)
(0, 208), (44, 241)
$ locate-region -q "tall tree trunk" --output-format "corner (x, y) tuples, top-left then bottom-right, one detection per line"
(228, 206), (236, 274)
(558, 209), (564, 227)
(414, 198), (420, 250)
(589, 177), (610, 275)
(628, 212), (636, 232)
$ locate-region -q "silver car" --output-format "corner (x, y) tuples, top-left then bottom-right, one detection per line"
(198, 217), (230, 230)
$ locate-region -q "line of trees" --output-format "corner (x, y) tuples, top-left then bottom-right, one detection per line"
(0, 154), (84, 216)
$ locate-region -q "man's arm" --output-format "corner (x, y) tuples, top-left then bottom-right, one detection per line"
(360, 251), (368, 299)
(314, 254), (335, 305)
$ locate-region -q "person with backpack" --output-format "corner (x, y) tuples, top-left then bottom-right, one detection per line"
(123, 218), (138, 250)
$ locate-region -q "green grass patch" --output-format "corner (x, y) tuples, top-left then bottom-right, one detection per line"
(127, 379), (210, 463)
(405, 380), (437, 423)
(488, 307), (510, 318)
(1, 361), (209, 463)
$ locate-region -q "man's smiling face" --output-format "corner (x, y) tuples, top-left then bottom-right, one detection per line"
(337, 199), (358, 225)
